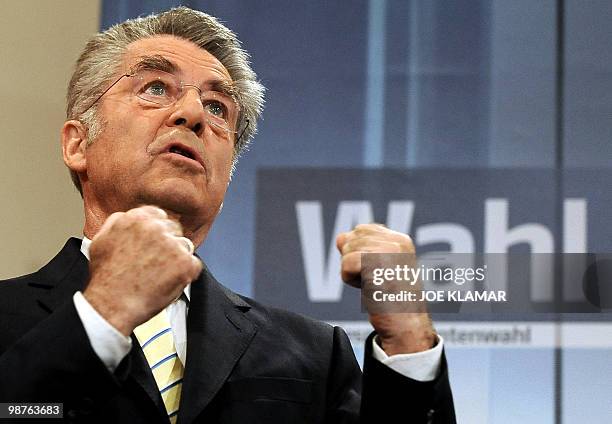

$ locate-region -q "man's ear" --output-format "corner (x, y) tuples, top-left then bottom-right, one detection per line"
(61, 120), (88, 173)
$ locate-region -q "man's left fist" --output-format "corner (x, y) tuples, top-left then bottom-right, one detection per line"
(336, 223), (415, 288)
(336, 223), (436, 355)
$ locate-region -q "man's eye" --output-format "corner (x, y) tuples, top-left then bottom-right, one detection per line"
(144, 81), (168, 96)
(205, 101), (226, 118)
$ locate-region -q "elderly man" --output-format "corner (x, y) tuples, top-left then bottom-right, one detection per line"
(0, 7), (454, 424)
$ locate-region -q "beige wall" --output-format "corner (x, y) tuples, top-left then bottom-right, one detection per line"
(0, 0), (101, 279)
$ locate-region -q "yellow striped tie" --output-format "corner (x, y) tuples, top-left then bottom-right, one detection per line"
(134, 310), (184, 424)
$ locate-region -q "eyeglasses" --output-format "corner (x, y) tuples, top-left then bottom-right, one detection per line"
(80, 69), (249, 143)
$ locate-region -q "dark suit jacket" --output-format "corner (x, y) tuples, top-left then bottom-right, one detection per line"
(0, 238), (455, 423)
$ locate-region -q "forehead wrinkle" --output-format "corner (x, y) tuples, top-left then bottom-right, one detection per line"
(125, 36), (234, 82)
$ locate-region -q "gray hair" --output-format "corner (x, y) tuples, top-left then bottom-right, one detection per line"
(66, 6), (265, 194)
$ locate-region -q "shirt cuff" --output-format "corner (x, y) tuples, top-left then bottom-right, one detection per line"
(371, 335), (444, 382)
(73, 291), (132, 373)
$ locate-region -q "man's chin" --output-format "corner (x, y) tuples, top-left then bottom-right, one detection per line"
(137, 187), (219, 219)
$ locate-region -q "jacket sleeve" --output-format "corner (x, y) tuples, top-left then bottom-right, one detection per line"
(361, 332), (456, 423)
(324, 325), (363, 423)
(324, 327), (456, 423)
(0, 299), (130, 415)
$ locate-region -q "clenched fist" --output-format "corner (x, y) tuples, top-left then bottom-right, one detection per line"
(336, 224), (436, 355)
(83, 205), (202, 336)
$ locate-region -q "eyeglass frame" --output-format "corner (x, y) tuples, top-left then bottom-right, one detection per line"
(77, 70), (250, 145)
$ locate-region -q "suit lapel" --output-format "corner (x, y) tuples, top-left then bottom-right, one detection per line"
(127, 334), (168, 415)
(178, 266), (257, 424)
(34, 238), (166, 416)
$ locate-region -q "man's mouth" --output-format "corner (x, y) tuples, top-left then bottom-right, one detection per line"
(169, 145), (195, 160)
(164, 142), (204, 168)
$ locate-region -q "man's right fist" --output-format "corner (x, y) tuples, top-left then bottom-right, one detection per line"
(83, 205), (202, 336)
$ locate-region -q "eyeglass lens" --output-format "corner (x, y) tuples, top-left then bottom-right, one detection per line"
(130, 69), (239, 134)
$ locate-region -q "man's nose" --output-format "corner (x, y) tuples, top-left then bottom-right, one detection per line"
(166, 87), (205, 137)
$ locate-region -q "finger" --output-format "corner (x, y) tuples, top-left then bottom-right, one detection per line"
(341, 224), (393, 246)
(160, 219), (183, 236)
(345, 231), (414, 254)
(95, 211), (126, 239)
(189, 256), (203, 280)
(175, 236), (195, 254)
(337, 229), (380, 249)
(359, 227), (406, 243)
(336, 232), (349, 252)
(341, 237), (404, 255)
(341, 251), (362, 282)
(355, 223), (387, 232)
(354, 223), (390, 237)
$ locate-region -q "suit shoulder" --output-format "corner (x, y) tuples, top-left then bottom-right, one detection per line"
(0, 238), (83, 287)
(0, 271), (50, 317)
(0, 271), (41, 292)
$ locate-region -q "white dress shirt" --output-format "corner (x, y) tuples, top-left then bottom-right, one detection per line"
(73, 237), (443, 381)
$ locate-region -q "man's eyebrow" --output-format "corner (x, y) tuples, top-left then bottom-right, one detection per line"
(131, 55), (177, 74)
(208, 80), (238, 99)
(130, 55), (237, 99)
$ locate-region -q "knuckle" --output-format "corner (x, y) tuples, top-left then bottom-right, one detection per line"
(168, 219), (184, 234)
(355, 223), (385, 232)
(126, 208), (145, 218)
(140, 205), (167, 218)
(390, 241), (405, 253)
(353, 224), (367, 234)
(109, 211), (126, 220)
(397, 233), (415, 250)
(191, 258), (203, 276)
(106, 211), (125, 223)
(148, 218), (169, 233)
(111, 215), (132, 230)
(164, 235), (181, 252)
(142, 217), (165, 233)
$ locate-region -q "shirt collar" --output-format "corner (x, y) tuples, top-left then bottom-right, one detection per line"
(80, 236), (191, 302)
